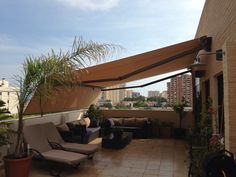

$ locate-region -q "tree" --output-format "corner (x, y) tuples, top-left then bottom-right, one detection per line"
(114, 104), (129, 110)
(133, 101), (148, 108)
(172, 97), (187, 129)
(147, 96), (167, 106)
(13, 37), (121, 158)
(101, 103), (113, 109)
(0, 100), (13, 147)
(123, 96), (145, 102)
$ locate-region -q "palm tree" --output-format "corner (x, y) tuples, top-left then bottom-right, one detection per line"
(13, 37), (122, 158)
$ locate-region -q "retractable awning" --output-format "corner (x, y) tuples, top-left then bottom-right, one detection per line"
(24, 36), (211, 115)
(78, 36), (211, 88)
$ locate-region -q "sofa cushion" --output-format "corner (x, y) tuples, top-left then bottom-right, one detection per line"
(135, 117), (148, 126)
(112, 118), (123, 126)
(123, 118), (136, 127)
(57, 123), (70, 132)
(86, 127), (100, 135)
(67, 122), (76, 130)
(108, 118), (115, 126)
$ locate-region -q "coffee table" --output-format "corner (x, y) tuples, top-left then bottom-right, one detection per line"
(102, 132), (132, 149)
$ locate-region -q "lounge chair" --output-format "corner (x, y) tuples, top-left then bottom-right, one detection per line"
(23, 124), (87, 169)
(41, 122), (99, 158)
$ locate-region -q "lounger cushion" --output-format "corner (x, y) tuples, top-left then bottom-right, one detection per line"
(42, 149), (87, 165)
(41, 122), (99, 155)
(61, 143), (99, 155)
(24, 124), (52, 153)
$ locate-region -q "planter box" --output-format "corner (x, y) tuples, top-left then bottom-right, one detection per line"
(160, 126), (173, 138)
(173, 128), (186, 139)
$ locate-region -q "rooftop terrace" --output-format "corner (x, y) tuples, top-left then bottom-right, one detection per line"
(28, 139), (187, 177)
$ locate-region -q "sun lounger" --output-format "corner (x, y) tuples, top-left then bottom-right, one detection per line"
(41, 122), (99, 157)
(23, 124), (87, 167)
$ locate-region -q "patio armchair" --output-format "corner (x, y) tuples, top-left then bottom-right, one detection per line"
(23, 124), (87, 176)
(41, 122), (99, 158)
(66, 120), (100, 144)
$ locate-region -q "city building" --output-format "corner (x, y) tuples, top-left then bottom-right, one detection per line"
(99, 84), (126, 104)
(125, 90), (133, 98)
(160, 91), (168, 99)
(0, 78), (18, 114)
(167, 74), (192, 106)
(132, 92), (141, 98)
(147, 91), (160, 98)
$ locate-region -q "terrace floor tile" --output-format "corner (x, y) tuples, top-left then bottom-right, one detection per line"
(1, 139), (188, 177)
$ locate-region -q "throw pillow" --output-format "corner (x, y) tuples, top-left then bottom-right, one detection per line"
(112, 118), (123, 126)
(135, 117), (148, 126)
(123, 118), (136, 127)
(108, 118), (115, 126)
(83, 117), (91, 128)
(78, 119), (86, 126)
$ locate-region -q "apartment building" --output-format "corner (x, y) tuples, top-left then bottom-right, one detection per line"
(125, 90), (133, 98)
(100, 84), (126, 104)
(160, 91), (168, 99)
(0, 79), (18, 114)
(147, 91), (160, 98)
(167, 74), (192, 106)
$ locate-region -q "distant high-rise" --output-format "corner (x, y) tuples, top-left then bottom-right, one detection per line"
(132, 92), (141, 98)
(125, 90), (133, 98)
(160, 91), (168, 99)
(148, 91), (160, 98)
(167, 74), (192, 106)
(100, 84), (126, 104)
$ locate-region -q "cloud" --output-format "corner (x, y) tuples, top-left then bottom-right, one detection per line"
(55, 0), (120, 11)
(0, 35), (36, 55)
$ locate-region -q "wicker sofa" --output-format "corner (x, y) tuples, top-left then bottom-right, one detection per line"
(104, 117), (151, 138)
(57, 118), (100, 144)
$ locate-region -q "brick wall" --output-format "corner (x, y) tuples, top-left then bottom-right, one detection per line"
(196, 0), (236, 154)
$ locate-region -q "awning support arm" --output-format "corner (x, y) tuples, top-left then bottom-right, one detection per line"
(101, 70), (191, 91)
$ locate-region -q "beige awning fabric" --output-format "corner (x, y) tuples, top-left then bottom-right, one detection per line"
(78, 36), (210, 88)
(24, 36), (210, 115)
(24, 87), (101, 115)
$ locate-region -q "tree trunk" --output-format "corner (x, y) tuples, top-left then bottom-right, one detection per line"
(14, 109), (24, 158)
(179, 115), (182, 129)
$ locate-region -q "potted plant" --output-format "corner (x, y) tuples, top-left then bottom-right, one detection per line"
(172, 97), (187, 139)
(3, 38), (121, 177)
(159, 121), (173, 138)
(84, 104), (103, 127)
(150, 117), (160, 138)
(0, 100), (13, 162)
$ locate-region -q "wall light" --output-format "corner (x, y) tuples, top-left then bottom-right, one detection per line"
(189, 49), (225, 69)
(188, 49), (225, 78)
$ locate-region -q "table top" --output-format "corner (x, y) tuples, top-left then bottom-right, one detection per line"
(102, 132), (132, 140)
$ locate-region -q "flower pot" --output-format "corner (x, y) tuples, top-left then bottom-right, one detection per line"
(4, 155), (33, 177)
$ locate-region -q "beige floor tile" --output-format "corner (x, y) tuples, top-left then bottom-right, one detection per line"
(28, 139), (188, 177)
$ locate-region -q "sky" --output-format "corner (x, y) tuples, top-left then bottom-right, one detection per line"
(0, 0), (205, 96)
